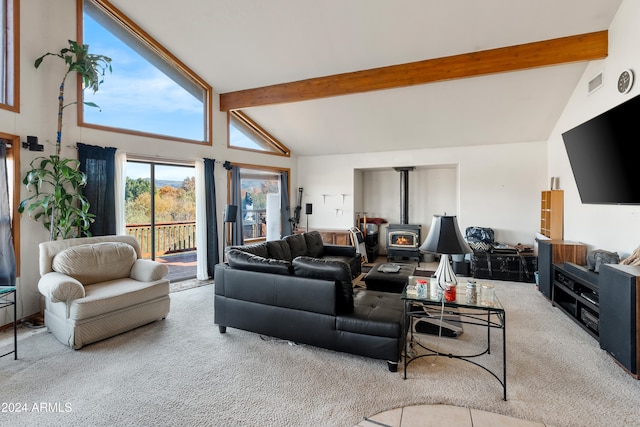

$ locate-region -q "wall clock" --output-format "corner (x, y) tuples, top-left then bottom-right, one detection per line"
(618, 69), (634, 94)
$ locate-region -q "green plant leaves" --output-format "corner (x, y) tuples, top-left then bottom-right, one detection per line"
(18, 155), (95, 240)
(25, 39), (110, 240)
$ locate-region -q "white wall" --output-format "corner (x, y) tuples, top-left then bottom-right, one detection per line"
(0, 0), (296, 322)
(360, 166), (457, 254)
(298, 140), (546, 248)
(548, 0), (640, 258)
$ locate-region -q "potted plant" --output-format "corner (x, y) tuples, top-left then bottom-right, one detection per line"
(19, 40), (112, 240)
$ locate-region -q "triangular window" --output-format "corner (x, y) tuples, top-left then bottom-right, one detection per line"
(80, 0), (211, 144)
(228, 111), (290, 157)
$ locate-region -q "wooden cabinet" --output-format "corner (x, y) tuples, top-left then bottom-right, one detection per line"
(296, 229), (352, 246)
(540, 190), (563, 240)
(537, 240), (586, 299)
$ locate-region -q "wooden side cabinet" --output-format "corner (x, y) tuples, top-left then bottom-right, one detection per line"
(599, 264), (640, 378)
(296, 229), (351, 246)
(537, 240), (586, 299)
(540, 190), (563, 240)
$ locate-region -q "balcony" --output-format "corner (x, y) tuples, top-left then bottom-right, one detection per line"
(126, 221), (196, 282)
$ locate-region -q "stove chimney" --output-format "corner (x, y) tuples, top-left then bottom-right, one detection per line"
(394, 167), (414, 225)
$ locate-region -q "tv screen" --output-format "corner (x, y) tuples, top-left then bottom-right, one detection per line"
(562, 94), (640, 205)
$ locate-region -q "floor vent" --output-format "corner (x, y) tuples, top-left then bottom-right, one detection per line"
(588, 72), (603, 94)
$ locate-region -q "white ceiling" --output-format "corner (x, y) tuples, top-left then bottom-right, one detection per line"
(109, 0), (623, 156)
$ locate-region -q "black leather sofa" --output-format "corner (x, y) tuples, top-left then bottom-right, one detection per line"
(214, 231), (405, 371)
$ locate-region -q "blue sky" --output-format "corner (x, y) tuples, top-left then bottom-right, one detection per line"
(82, 15), (205, 142)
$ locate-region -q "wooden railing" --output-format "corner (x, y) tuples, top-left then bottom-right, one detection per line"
(126, 221), (196, 258)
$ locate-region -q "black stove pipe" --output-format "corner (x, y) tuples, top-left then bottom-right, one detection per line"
(394, 167), (414, 225)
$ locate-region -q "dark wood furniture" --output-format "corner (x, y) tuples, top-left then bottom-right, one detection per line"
(537, 240), (586, 299)
(295, 228), (351, 246)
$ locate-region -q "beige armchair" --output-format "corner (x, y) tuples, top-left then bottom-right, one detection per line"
(38, 235), (170, 349)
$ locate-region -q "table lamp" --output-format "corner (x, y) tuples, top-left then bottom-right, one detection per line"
(419, 215), (472, 288)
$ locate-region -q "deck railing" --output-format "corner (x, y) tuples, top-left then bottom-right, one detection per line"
(126, 221), (197, 258)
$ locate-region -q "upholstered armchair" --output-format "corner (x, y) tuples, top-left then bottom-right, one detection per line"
(38, 235), (170, 349)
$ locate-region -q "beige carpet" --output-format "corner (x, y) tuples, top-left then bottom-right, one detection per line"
(1, 280), (640, 426)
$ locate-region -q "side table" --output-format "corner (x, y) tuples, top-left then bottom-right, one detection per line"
(402, 280), (506, 400)
(0, 286), (17, 360)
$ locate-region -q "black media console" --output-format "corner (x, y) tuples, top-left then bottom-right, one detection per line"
(552, 262), (600, 339)
(552, 262), (640, 378)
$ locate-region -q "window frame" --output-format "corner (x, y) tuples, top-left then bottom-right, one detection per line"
(228, 110), (290, 157)
(1, 131), (20, 274)
(227, 162), (290, 244)
(76, 0), (213, 145)
(0, 0), (19, 112)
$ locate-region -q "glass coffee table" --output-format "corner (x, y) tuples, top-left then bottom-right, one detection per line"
(402, 278), (507, 400)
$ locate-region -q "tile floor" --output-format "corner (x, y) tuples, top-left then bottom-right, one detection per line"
(355, 404), (554, 427)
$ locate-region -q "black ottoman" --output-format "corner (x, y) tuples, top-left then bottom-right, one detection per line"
(363, 263), (417, 293)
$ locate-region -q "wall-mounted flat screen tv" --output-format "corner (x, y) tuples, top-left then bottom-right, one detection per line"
(562, 93), (640, 205)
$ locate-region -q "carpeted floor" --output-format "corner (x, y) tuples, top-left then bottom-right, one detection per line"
(1, 280), (640, 426)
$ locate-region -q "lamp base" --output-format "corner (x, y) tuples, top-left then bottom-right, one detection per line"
(434, 254), (459, 289)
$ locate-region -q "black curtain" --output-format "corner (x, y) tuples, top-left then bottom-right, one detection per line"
(230, 165), (244, 245)
(78, 143), (117, 236)
(0, 141), (16, 287)
(204, 159), (219, 276)
(280, 171), (293, 237)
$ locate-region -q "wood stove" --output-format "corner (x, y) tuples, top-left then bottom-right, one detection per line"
(387, 223), (421, 262)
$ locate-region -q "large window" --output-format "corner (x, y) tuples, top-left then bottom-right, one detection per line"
(79, 0), (211, 144)
(0, 0), (18, 112)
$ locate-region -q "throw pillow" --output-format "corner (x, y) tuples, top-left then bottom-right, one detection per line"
(303, 231), (325, 258)
(266, 240), (292, 261)
(468, 241), (492, 252)
(226, 249), (292, 275)
(284, 233), (308, 259)
(292, 256), (353, 313)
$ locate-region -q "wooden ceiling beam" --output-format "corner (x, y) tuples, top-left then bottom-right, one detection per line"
(220, 30), (607, 111)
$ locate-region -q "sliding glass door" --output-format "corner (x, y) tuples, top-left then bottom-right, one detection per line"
(125, 161), (196, 282)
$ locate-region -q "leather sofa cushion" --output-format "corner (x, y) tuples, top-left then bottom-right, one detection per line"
(266, 240), (292, 261)
(293, 256), (353, 313)
(52, 242), (137, 285)
(337, 290), (403, 338)
(226, 249), (292, 275)
(227, 242), (268, 258)
(284, 233), (308, 259)
(303, 231), (325, 258)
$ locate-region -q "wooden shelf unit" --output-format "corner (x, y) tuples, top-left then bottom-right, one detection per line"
(540, 190), (564, 240)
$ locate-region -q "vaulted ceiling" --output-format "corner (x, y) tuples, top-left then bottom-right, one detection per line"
(109, 0), (623, 156)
